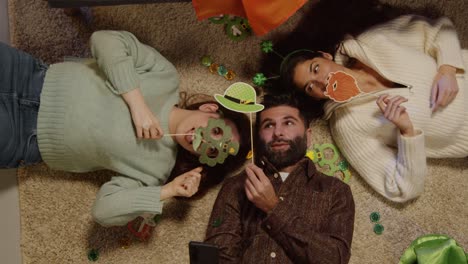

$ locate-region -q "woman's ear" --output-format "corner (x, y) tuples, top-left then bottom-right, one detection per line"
(198, 103), (219, 113)
(306, 127), (313, 148)
(319, 51), (333, 60)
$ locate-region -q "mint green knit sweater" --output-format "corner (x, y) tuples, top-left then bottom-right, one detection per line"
(37, 31), (180, 226)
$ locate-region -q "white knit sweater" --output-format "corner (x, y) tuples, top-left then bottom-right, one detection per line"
(323, 15), (467, 202)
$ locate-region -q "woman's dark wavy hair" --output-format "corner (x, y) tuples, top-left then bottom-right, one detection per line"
(167, 93), (251, 197)
(279, 50), (327, 120)
(260, 0), (440, 119)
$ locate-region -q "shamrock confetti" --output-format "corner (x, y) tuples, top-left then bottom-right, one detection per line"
(253, 73), (267, 86)
(88, 249), (99, 262)
(260, 40), (274, 53)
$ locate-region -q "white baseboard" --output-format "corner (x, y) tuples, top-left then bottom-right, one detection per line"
(0, 169), (21, 264)
(0, 0), (9, 43)
(0, 3), (21, 262)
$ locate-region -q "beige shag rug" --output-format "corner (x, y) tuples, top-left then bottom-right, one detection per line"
(9, 0), (468, 263)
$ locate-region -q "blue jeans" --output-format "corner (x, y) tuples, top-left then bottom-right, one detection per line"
(0, 42), (47, 168)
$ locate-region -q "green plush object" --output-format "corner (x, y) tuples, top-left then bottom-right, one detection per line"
(399, 234), (467, 264)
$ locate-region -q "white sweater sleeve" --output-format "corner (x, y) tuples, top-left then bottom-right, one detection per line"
(330, 113), (427, 203)
(363, 15), (465, 73)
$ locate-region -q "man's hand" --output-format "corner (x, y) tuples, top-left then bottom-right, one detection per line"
(244, 164), (279, 213)
(430, 65), (458, 112)
(161, 167), (203, 200)
(122, 89), (163, 139)
(376, 95), (415, 137)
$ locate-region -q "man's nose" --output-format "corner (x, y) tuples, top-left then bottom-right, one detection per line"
(273, 125), (284, 137)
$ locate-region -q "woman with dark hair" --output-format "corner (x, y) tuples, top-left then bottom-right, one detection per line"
(267, 3), (467, 202)
(0, 30), (250, 226)
(168, 95), (251, 195)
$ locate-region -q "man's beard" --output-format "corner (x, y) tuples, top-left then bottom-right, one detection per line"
(259, 135), (308, 170)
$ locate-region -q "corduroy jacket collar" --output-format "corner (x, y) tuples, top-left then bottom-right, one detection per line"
(258, 156), (318, 180)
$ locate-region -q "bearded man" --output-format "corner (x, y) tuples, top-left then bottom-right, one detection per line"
(204, 92), (355, 264)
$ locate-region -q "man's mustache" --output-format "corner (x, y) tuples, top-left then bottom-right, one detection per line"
(268, 139), (292, 147)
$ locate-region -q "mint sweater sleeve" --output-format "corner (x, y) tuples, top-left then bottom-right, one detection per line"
(90, 30), (160, 94)
(92, 176), (164, 227)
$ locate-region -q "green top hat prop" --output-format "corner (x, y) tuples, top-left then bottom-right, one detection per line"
(215, 82), (264, 164)
(215, 82), (264, 113)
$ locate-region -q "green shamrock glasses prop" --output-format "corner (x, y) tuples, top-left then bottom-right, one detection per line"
(193, 118), (239, 167)
(306, 143), (351, 183)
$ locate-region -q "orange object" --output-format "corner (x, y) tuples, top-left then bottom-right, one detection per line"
(324, 71), (363, 102)
(192, 0), (306, 36)
(127, 217), (154, 241)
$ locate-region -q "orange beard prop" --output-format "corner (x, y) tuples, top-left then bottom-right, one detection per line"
(324, 71), (362, 103)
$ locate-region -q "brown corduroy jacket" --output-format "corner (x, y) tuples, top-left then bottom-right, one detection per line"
(205, 158), (355, 264)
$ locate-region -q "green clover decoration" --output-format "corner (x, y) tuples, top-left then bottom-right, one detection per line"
(338, 160), (349, 171)
(253, 73), (267, 86)
(260, 40), (274, 53)
(88, 249), (99, 261)
(370, 212), (381, 223)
